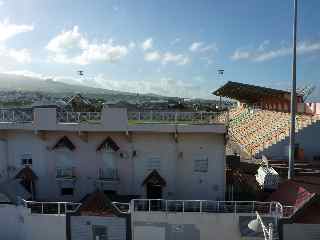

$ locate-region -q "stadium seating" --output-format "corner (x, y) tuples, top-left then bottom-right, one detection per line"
(228, 107), (320, 157)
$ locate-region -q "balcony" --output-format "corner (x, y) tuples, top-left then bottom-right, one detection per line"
(96, 168), (119, 192)
(98, 168), (119, 181)
(56, 167), (76, 180)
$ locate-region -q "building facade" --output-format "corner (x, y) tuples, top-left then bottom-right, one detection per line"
(0, 107), (226, 202)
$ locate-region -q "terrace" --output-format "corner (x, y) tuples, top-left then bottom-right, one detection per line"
(0, 107), (228, 126)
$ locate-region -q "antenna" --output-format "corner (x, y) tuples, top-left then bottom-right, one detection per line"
(77, 70), (84, 76)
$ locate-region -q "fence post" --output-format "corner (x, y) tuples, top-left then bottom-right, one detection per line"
(182, 201), (185, 212)
(58, 203), (61, 215)
(41, 203), (44, 214)
(149, 200), (151, 212)
(217, 201), (220, 212)
(252, 202), (255, 214)
(234, 202), (237, 214)
(165, 200), (168, 212)
(200, 201), (203, 213)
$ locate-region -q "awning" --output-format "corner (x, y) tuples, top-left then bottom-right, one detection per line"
(96, 137), (120, 152)
(52, 136), (76, 151)
(15, 166), (38, 181)
(142, 170), (166, 187)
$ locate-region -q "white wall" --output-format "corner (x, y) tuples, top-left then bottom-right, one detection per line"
(0, 204), (66, 240)
(1, 130), (225, 202)
(70, 215), (126, 240)
(132, 212), (242, 240)
(283, 224), (320, 240)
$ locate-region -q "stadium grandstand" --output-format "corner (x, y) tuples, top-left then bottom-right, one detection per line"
(213, 81), (320, 160)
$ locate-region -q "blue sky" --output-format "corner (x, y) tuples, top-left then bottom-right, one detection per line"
(0, 0), (319, 99)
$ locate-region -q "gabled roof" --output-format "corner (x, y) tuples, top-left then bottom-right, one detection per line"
(96, 137), (120, 152)
(142, 170), (166, 186)
(213, 81), (292, 103)
(15, 166), (38, 181)
(52, 136), (76, 151)
(78, 191), (116, 216)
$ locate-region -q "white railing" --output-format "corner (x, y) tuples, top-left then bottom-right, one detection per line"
(0, 108), (33, 123)
(112, 202), (130, 214)
(57, 111), (101, 123)
(98, 168), (119, 180)
(127, 111), (227, 124)
(56, 167), (76, 179)
(256, 211), (274, 240)
(21, 199), (81, 215)
(131, 199), (283, 217)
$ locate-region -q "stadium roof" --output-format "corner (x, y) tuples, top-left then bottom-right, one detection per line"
(213, 81), (292, 103)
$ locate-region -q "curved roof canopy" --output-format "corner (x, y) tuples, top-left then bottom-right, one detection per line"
(213, 81), (292, 103)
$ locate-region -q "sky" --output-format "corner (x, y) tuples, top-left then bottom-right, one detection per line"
(0, 0), (319, 99)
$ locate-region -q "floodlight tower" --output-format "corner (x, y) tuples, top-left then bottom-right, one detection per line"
(217, 69), (224, 109)
(288, 0), (298, 180)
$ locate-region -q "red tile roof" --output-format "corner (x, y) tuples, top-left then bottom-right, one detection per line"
(267, 179), (317, 207)
(15, 166), (38, 181)
(78, 191), (116, 216)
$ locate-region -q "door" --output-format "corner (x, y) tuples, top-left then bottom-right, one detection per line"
(147, 184), (162, 199)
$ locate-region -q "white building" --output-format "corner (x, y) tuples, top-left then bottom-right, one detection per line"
(0, 107), (226, 202)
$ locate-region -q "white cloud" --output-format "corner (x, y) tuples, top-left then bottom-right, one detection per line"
(189, 41), (218, 53)
(0, 19), (33, 64)
(128, 41), (136, 49)
(0, 19), (34, 42)
(144, 51), (161, 61)
(141, 38), (153, 51)
(231, 40), (320, 62)
(0, 1), (4, 7)
(46, 26), (128, 65)
(162, 52), (190, 65)
(6, 48), (32, 63)
(189, 42), (203, 52)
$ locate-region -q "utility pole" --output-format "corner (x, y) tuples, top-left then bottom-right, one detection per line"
(288, 0), (298, 180)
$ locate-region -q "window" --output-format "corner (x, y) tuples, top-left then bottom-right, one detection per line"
(21, 154), (32, 166)
(146, 157), (161, 172)
(193, 156), (208, 173)
(92, 225), (107, 240)
(61, 187), (74, 196)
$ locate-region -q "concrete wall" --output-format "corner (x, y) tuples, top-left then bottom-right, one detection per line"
(70, 215), (126, 240)
(132, 212), (242, 240)
(260, 121), (320, 161)
(0, 204), (66, 240)
(283, 224), (320, 240)
(0, 130), (225, 202)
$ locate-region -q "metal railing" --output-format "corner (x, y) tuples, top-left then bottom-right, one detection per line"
(112, 202), (130, 214)
(57, 111), (101, 123)
(21, 199), (81, 215)
(256, 211), (275, 240)
(0, 108), (33, 123)
(56, 167), (76, 179)
(128, 111), (227, 124)
(98, 168), (119, 180)
(131, 199), (283, 217)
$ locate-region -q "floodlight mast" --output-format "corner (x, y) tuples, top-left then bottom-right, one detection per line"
(288, 0), (298, 180)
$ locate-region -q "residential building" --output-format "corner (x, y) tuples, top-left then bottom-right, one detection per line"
(0, 106), (226, 202)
